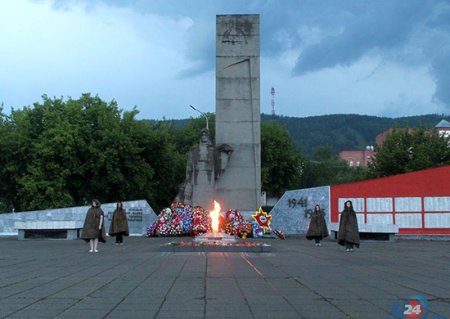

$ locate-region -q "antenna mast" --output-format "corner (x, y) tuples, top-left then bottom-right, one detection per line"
(271, 86), (276, 116)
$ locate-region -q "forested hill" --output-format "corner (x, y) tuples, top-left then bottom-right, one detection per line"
(263, 113), (450, 157)
(162, 113), (450, 158)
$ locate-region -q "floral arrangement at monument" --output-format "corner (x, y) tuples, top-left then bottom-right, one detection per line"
(168, 214), (183, 236)
(252, 222), (264, 238)
(156, 208), (172, 236)
(146, 203), (210, 237)
(172, 202), (193, 235)
(192, 206), (211, 236)
(251, 207), (272, 234)
(146, 202), (284, 239)
(223, 209), (252, 238)
(181, 207), (194, 235)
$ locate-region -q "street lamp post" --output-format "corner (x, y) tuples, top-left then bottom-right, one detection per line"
(189, 105), (209, 131)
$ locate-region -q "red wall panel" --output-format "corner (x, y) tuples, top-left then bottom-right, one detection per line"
(330, 166), (450, 235)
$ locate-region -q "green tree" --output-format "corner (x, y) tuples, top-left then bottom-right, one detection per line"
(170, 114), (215, 155)
(368, 127), (450, 178)
(261, 122), (306, 197)
(139, 121), (185, 211)
(0, 105), (16, 211)
(261, 113), (450, 158)
(16, 96), (87, 209)
(0, 104), (39, 211)
(0, 94), (186, 212)
(299, 145), (369, 187)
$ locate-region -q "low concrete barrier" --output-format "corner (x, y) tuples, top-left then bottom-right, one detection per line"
(15, 221), (84, 240)
(330, 223), (399, 241)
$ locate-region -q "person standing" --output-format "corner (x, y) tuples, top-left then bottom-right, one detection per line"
(338, 200), (360, 252)
(109, 201), (129, 245)
(81, 199), (106, 252)
(306, 204), (329, 246)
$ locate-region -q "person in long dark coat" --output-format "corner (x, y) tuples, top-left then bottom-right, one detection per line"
(306, 204), (329, 246)
(109, 201), (129, 245)
(338, 200), (360, 252)
(81, 199), (106, 252)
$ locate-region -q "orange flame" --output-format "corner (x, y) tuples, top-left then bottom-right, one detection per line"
(210, 200), (221, 233)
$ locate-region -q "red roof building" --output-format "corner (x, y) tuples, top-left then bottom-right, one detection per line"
(338, 150), (375, 167)
(435, 119), (450, 139)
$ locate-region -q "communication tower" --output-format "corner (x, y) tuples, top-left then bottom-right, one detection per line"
(271, 86), (276, 116)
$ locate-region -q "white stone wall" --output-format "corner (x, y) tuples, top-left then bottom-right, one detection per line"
(335, 196), (450, 230)
(0, 200), (157, 236)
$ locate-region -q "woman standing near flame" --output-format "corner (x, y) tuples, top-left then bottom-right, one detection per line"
(81, 199), (106, 252)
(306, 204), (329, 246)
(338, 200), (360, 252)
(109, 201), (129, 245)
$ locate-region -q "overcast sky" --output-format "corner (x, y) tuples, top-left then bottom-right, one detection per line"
(1, 0), (449, 120)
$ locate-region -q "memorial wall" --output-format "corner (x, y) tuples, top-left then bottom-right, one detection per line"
(0, 200), (157, 237)
(270, 186), (331, 235)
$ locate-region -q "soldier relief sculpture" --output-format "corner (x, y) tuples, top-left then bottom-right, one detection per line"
(176, 128), (233, 208)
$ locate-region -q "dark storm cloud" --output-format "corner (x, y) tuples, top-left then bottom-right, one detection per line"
(428, 2), (450, 107)
(292, 1), (432, 75)
(163, 0), (450, 102)
(286, 0), (450, 109)
(431, 48), (450, 107)
(36, 0), (450, 111)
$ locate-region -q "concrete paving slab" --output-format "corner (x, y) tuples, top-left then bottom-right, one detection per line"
(0, 236), (449, 318)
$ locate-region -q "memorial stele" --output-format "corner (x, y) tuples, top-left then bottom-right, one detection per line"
(215, 14), (261, 212)
(177, 14), (261, 212)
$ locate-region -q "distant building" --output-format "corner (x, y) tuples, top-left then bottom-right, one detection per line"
(435, 119), (450, 139)
(339, 149), (375, 167)
(340, 119), (450, 167)
(375, 128), (393, 146)
(376, 120), (450, 146)
(375, 127), (414, 146)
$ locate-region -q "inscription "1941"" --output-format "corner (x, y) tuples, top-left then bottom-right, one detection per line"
(287, 197), (308, 208)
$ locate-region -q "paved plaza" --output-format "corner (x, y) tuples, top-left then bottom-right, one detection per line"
(0, 236), (449, 319)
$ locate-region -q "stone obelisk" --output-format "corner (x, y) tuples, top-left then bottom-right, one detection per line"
(215, 14), (261, 211)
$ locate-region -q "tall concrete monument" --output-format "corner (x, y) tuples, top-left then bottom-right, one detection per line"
(215, 14), (261, 211)
(176, 14), (261, 211)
